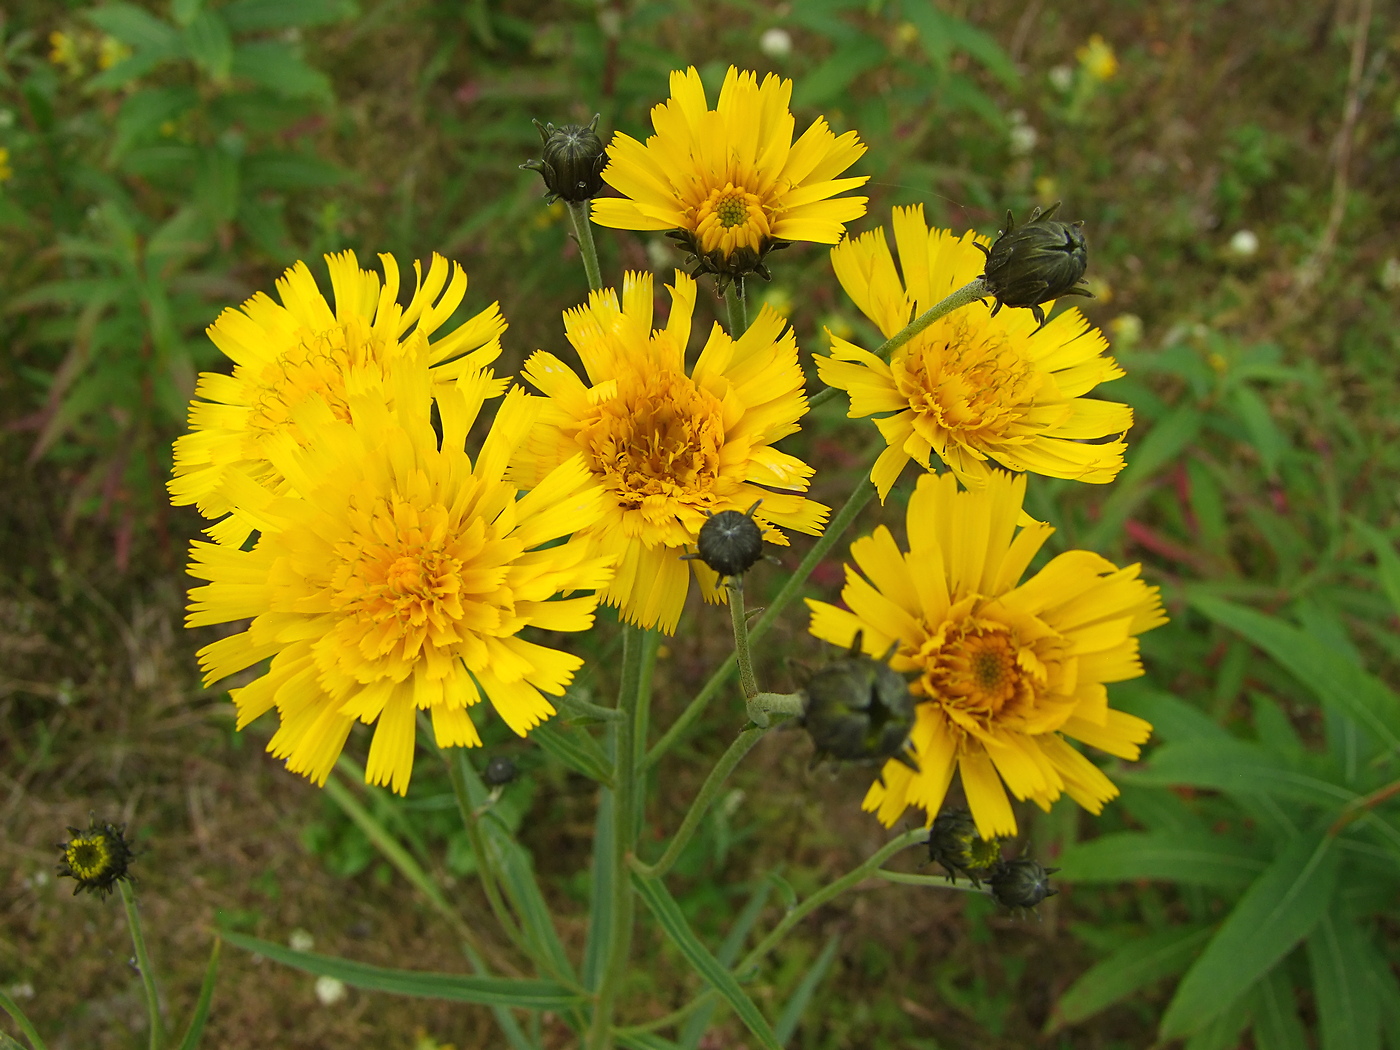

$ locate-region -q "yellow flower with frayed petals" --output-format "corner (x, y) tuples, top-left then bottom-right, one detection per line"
(186, 361), (614, 795)
(817, 205), (1131, 500)
(807, 470), (1165, 838)
(509, 270), (828, 634)
(592, 67), (868, 283)
(170, 251), (506, 547)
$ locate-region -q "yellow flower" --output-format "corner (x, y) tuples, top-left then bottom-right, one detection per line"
(186, 363), (615, 794)
(0, 148), (11, 184)
(591, 66), (868, 283)
(817, 205), (1131, 500)
(509, 270), (828, 634)
(1076, 34), (1119, 82)
(170, 251), (505, 547)
(49, 30), (82, 76)
(807, 470), (1165, 838)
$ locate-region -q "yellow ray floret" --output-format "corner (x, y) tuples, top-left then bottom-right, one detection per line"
(806, 470), (1165, 838)
(185, 359), (614, 795)
(170, 250), (507, 546)
(592, 66), (868, 263)
(817, 205), (1132, 501)
(509, 269), (828, 634)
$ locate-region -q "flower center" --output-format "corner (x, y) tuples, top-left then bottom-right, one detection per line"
(327, 494), (501, 663)
(692, 182), (772, 257)
(65, 837), (110, 880)
(894, 317), (1040, 443)
(247, 318), (388, 435)
(927, 618), (1027, 717)
(582, 368), (726, 512)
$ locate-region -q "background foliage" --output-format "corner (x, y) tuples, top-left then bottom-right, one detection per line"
(3, 0), (1400, 1047)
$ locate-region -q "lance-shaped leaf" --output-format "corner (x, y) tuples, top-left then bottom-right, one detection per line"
(1047, 925), (1211, 1033)
(1159, 831), (1339, 1040)
(1058, 830), (1267, 889)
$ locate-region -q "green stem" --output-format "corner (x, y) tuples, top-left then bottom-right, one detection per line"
(645, 478), (875, 769)
(0, 986), (47, 1050)
(585, 626), (647, 1050)
(632, 726), (766, 881)
(444, 753), (529, 954)
(809, 277), (989, 410)
(119, 880), (164, 1050)
(567, 200), (604, 293)
(735, 828), (926, 975)
(727, 578), (758, 701)
(724, 278), (748, 336)
(874, 869), (991, 894)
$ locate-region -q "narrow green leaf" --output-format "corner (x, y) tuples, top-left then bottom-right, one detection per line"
(175, 938), (220, 1050)
(1251, 966), (1309, 1050)
(1113, 683), (1230, 743)
(617, 1035), (681, 1050)
(581, 774), (615, 991)
(1057, 831), (1265, 888)
(1127, 738), (1355, 808)
(1184, 990), (1253, 1050)
(1159, 831), (1339, 1040)
(632, 875), (781, 1050)
(793, 34), (886, 108)
(1230, 384), (1286, 478)
(680, 880), (775, 1049)
(182, 10), (232, 79)
(1083, 404), (1203, 549)
(1191, 593), (1400, 751)
(454, 753), (577, 984)
(531, 718), (613, 787)
(1047, 925), (1211, 1032)
(1353, 519), (1400, 619)
(773, 934), (841, 1045)
(231, 42), (332, 100)
(170, 0), (203, 27)
(219, 931), (583, 1009)
(219, 935), (579, 1013)
(1308, 910), (1381, 1050)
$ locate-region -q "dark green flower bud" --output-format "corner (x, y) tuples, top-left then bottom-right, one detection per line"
(521, 116), (607, 204)
(976, 202), (1092, 331)
(695, 503), (765, 578)
(926, 807), (1003, 886)
(57, 816), (135, 898)
(988, 857), (1058, 910)
(483, 756), (518, 788)
(801, 633), (917, 767)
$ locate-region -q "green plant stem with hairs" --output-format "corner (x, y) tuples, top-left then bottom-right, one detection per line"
(0, 985), (48, 1050)
(809, 277), (989, 409)
(725, 278), (749, 335)
(119, 881), (165, 1050)
(567, 200), (604, 293)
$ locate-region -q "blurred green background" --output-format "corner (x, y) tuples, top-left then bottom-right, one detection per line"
(3, 1), (1400, 1047)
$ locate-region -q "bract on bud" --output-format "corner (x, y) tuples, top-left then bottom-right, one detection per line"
(695, 503), (765, 578)
(56, 816), (135, 898)
(976, 202), (1092, 330)
(926, 807), (1003, 886)
(520, 116), (606, 204)
(801, 634), (917, 766)
(988, 857), (1059, 910)
(483, 756), (518, 788)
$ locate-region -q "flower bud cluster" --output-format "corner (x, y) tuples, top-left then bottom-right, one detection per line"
(926, 806), (1058, 910)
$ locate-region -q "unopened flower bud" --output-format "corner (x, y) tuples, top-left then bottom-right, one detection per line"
(977, 202), (1092, 330)
(696, 504), (765, 578)
(483, 756), (518, 788)
(520, 116), (606, 204)
(926, 807), (1003, 886)
(801, 635), (917, 766)
(988, 857), (1058, 910)
(56, 816), (135, 898)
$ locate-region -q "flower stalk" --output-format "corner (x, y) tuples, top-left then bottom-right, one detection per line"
(120, 880), (165, 1050)
(724, 279), (749, 336)
(567, 200), (605, 293)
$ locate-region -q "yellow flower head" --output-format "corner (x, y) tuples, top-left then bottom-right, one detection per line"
(807, 470), (1165, 838)
(818, 205), (1131, 500)
(186, 362), (615, 795)
(509, 270), (828, 634)
(591, 67), (869, 283)
(0, 148), (11, 184)
(170, 251), (506, 547)
(1076, 34), (1119, 82)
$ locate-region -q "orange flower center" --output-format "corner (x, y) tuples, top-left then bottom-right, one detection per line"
(893, 317), (1040, 443)
(327, 494), (501, 663)
(247, 319), (387, 435)
(692, 182), (772, 257)
(582, 369), (725, 511)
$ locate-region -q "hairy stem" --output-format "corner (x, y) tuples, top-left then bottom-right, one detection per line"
(119, 880), (164, 1050)
(567, 200), (604, 292)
